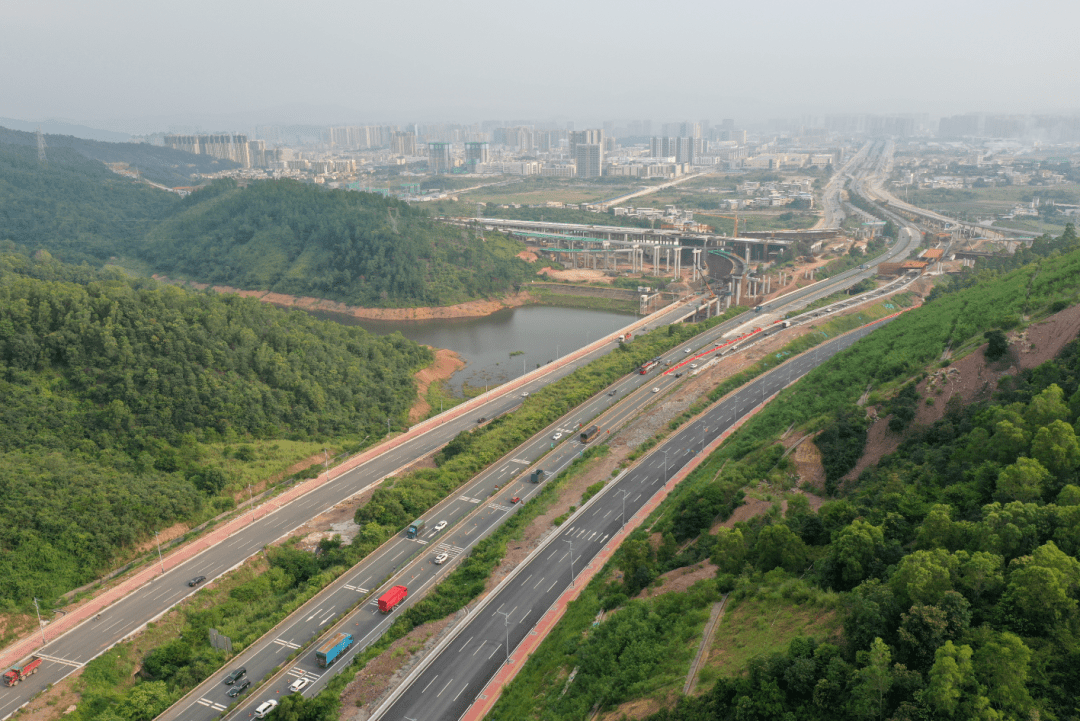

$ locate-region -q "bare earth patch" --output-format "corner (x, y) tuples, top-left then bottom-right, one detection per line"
(841, 302), (1080, 482)
(536, 267), (613, 283)
(152, 275), (539, 321)
(408, 348), (466, 423)
(636, 561), (719, 600)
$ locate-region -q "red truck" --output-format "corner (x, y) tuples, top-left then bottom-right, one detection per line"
(3, 657), (41, 686)
(378, 585), (408, 613)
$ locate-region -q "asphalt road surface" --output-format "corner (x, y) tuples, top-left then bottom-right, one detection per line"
(374, 316), (898, 721)
(1, 183), (908, 720)
(0, 299), (704, 721)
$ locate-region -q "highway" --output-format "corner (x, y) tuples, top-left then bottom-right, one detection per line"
(160, 288), (839, 721)
(0, 145), (920, 721)
(160, 233), (914, 721)
(373, 315), (900, 721)
(0, 298), (703, 721)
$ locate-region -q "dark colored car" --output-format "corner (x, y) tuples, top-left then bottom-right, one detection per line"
(187, 576), (206, 587)
(225, 667), (247, 684)
(227, 680), (251, 697)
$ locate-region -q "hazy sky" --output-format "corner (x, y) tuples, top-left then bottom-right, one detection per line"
(3, 0), (1079, 132)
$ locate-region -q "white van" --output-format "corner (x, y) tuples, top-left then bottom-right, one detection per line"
(255, 700), (278, 718)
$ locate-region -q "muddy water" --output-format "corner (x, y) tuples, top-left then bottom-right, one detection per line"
(308, 305), (635, 394)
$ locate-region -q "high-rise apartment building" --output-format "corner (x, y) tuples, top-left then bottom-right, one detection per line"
(675, 136), (694, 164)
(392, 131), (417, 156)
(569, 129), (604, 156)
(574, 143), (603, 178)
(428, 142), (452, 173)
(465, 141), (490, 169)
(164, 134), (253, 168)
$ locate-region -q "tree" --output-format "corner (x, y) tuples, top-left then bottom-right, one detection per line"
(984, 329), (1009, 361)
(890, 549), (957, 607)
(823, 520), (888, 590)
(755, 523), (809, 573)
(1003, 541), (1080, 634)
(1025, 383), (1071, 429)
(896, 592), (970, 672)
(115, 680), (172, 721)
(849, 638), (893, 719)
(972, 630), (1033, 717)
(712, 527), (748, 575)
(1030, 419), (1080, 488)
(991, 420), (1030, 464)
(995, 457), (1051, 503)
(924, 642), (996, 719)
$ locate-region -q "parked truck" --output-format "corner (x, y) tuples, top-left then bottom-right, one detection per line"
(315, 632), (353, 667)
(406, 520), (425, 539)
(579, 425), (600, 444)
(378, 585), (408, 614)
(3, 657), (42, 686)
(530, 469), (546, 483)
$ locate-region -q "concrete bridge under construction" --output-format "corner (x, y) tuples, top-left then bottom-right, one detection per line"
(443, 216), (813, 310)
(450, 217), (797, 263)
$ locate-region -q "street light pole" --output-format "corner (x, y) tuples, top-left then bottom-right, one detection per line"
(701, 426), (708, 453)
(248, 483), (255, 523)
(662, 448), (671, 482)
(616, 489), (629, 528)
(564, 539), (575, 587)
(154, 531), (165, 574)
(386, 417), (391, 435)
(33, 597), (46, 645)
(495, 610), (512, 665)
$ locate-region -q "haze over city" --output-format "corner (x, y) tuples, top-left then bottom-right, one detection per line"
(3, 0), (1079, 133)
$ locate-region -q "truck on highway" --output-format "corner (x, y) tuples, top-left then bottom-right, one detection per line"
(3, 657), (42, 686)
(316, 632), (353, 667)
(378, 585), (408, 613)
(579, 425), (600, 443)
(406, 520), (425, 539)
(639, 359), (659, 374)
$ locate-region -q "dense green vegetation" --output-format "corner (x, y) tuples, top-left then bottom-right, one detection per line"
(0, 143), (180, 264)
(0, 250), (431, 609)
(490, 227), (1080, 720)
(0, 140), (543, 308)
(140, 179), (537, 307)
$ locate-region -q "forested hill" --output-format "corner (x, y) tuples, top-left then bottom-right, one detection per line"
(0, 250), (432, 608)
(0, 142), (181, 264)
(0, 125), (239, 187)
(0, 138), (538, 308)
(138, 179), (535, 307)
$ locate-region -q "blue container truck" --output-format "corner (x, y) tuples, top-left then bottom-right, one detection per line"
(316, 632), (353, 667)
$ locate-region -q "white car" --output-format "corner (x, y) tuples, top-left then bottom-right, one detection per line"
(652, 387), (660, 393)
(255, 700), (278, 719)
(434, 552), (449, 565)
(433, 520), (448, 533)
(289, 677), (310, 694)
(684, 348), (691, 354)
(552, 432), (563, 441)
(521, 391), (529, 397)
(690, 363), (698, 369)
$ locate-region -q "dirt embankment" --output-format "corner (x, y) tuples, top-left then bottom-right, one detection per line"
(152, 275), (539, 321)
(408, 348), (466, 423)
(842, 302), (1080, 483)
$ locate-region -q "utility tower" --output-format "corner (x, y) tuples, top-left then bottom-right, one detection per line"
(36, 127), (47, 164)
